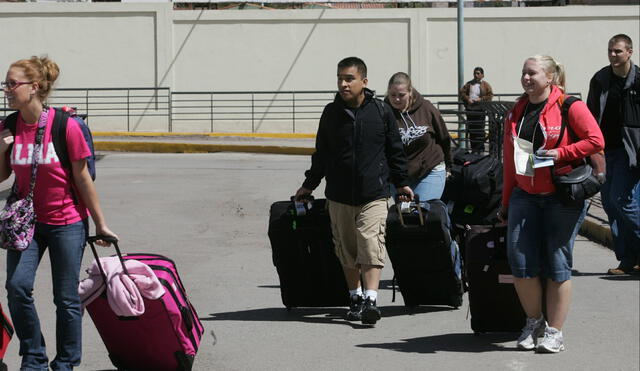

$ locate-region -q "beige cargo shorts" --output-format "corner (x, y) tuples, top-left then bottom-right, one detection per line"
(326, 198), (388, 269)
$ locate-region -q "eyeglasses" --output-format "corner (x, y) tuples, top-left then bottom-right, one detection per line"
(1, 80), (33, 91)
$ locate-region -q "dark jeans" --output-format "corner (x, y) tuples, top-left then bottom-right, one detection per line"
(465, 105), (486, 153)
(507, 188), (586, 282)
(5, 220), (88, 371)
(600, 148), (640, 268)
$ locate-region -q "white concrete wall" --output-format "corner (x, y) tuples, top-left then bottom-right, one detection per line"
(0, 3), (638, 131)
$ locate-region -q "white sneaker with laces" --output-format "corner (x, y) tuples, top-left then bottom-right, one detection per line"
(536, 326), (565, 353)
(516, 316), (546, 350)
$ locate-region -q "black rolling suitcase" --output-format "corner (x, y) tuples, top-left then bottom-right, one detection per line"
(268, 198), (349, 309)
(386, 198), (463, 308)
(464, 224), (526, 333)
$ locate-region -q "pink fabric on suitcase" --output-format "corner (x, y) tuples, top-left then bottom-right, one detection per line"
(86, 253), (203, 371)
(78, 257), (165, 316)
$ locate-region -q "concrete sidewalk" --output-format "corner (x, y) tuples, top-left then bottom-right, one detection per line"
(93, 132), (613, 250)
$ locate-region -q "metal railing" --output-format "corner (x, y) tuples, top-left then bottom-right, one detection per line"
(170, 90), (335, 133)
(1, 88), (171, 132)
(0, 88), (581, 134)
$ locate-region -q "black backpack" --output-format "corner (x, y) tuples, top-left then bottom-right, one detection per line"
(444, 148), (503, 225)
(4, 107), (96, 180)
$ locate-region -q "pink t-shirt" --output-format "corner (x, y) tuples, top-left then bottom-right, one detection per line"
(5, 107), (91, 225)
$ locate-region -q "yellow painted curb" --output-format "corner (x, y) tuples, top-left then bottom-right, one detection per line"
(580, 219), (613, 248)
(93, 132), (316, 139)
(95, 141), (314, 155)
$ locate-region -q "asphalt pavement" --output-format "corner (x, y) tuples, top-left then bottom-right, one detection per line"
(90, 133), (614, 250)
(0, 151), (637, 371)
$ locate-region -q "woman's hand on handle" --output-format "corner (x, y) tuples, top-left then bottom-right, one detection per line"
(94, 226), (118, 247)
(497, 205), (508, 224)
(396, 186), (414, 203)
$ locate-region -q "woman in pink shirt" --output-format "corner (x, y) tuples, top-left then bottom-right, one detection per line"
(0, 56), (117, 371)
(499, 55), (604, 354)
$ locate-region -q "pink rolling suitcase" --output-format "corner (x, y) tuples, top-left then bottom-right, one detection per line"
(85, 236), (204, 371)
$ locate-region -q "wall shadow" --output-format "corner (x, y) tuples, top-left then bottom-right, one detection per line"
(132, 6), (210, 131)
(357, 332), (518, 354)
(254, 9), (326, 132)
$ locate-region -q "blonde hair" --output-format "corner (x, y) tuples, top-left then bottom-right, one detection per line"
(387, 72), (415, 107)
(526, 55), (566, 92)
(11, 56), (60, 102)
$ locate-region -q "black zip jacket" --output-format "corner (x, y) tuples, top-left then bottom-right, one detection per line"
(302, 88), (409, 206)
(587, 63), (640, 167)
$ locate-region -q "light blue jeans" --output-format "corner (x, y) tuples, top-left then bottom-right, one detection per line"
(600, 148), (640, 268)
(392, 164), (447, 203)
(5, 220), (88, 371)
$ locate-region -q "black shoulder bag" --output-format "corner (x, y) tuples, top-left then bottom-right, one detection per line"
(551, 96), (604, 206)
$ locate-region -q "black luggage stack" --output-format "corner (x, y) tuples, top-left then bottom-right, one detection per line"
(443, 146), (527, 333)
(268, 198), (349, 309)
(443, 149), (503, 228)
(463, 224), (526, 334)
(386, 198), (463, 308)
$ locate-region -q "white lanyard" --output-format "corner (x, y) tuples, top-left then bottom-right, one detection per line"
(514, 104), (536, 177)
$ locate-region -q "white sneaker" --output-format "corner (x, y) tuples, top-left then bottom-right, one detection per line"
(536, 326), (565, 353)
(516, 316), (546, 350)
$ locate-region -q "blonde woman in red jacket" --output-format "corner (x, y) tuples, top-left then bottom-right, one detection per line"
(498, 55), (604, 353)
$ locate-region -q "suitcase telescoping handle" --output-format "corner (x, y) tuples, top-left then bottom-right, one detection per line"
(395, 194), (424, 226)
(86, 235), (130, 283)
(290, 195), (314, 217)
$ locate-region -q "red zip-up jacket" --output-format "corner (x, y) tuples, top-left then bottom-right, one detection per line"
(502, 86), (604, 207)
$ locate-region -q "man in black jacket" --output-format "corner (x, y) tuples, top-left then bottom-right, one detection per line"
(587, 34), (640, 275)
(295, 57), (413, 325)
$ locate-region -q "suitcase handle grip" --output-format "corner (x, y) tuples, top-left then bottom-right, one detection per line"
(395, 194), (424, 226)
(87, 235), (118, 244)
(290, 195), (314, 202)
(86, 235), (130, 282)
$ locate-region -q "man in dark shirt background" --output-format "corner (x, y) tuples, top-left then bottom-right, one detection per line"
(459, 67), (494, 154)
(587, 34), (640, 275)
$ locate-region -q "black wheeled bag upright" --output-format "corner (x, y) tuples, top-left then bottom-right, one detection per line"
(268, 198), (349, 309)
(386, 198), (463, 308)
(464, 224), (526, 333)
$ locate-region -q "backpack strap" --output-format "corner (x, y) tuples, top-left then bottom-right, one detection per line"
(4, 111), (18, 156)
(3, 112), (19, 155)
(553, 95), (581, 148)
(3, 111), (18, 136)
(51, 108), (71, 170)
